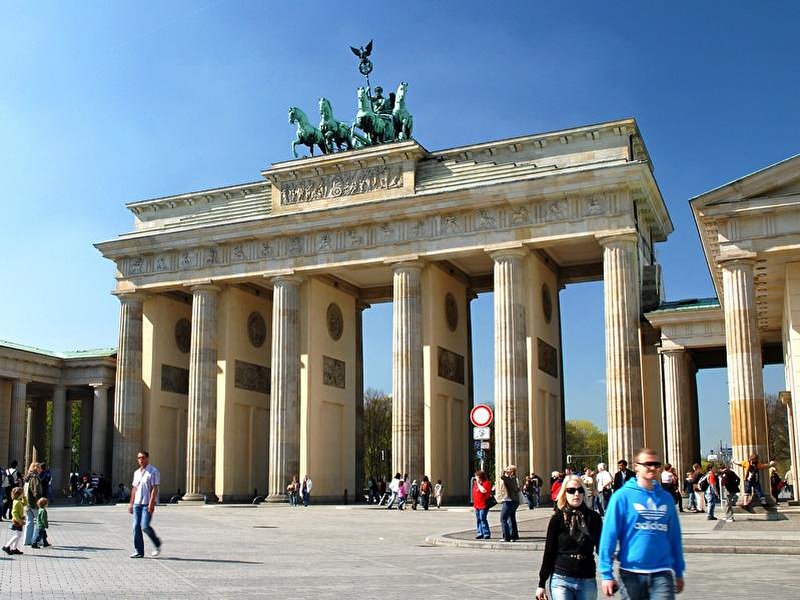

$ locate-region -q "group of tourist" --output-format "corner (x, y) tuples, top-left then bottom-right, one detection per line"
(1, 460), (52, 555)
(368, 473), (443, 510)
(285, 474), (313, 507)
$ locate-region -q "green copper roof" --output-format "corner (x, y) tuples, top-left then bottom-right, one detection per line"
(0, 339), (116, 360)
(647, 298), (720, 314)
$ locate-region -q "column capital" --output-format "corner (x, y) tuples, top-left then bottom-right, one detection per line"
(717, 254), (758, 269)
(14, 378), (31, 386)
(89, 382), (111, 391)
(485, 243), (528, 261)
(267, 271), (304, 286)
(658, 346), (687, 357)
(112, 290), (148, 302)
(186, 281), (222, 293)
(356, 299), (371, 312)
(596, 231), (638, 247)
(384, 256), (424, 271)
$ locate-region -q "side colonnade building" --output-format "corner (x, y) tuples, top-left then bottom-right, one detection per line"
(0, 341), (116, 491)
(95, 118), (674, 502)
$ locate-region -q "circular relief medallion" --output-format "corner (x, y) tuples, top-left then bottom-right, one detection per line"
(445, 293), (458, 332)
(326, 303), (343, 341)
(175, 318), (191, 354)
(541, 284), (553, 324)
(247, 312), (267, 348)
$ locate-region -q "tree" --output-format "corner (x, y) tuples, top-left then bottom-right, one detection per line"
(363, 388), (392, 481)
(565, 419), (608, 471)
(766, 393), (790, 474)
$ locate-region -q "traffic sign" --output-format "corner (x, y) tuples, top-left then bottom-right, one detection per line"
(480, 441), (491, 450)
(473, 427), (491, 440)
(473, 440), (482, 449)
(470, 404), (494, 427)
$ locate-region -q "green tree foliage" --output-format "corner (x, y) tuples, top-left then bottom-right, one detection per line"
(766, 393), (790, 474)
(565, 419), (608, 470)
(363, 388), (392, 480)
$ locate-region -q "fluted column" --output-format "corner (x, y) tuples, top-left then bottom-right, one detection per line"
(721, 258), (772, 501)
(112, 292), (144, 487)
(267, 276), (302, 501)
(9, 380), (28, 465)
(354, 300), (368, 502)
(491, 249), (529, 484)
(661, 349), (691, 479)
(183, 284), (220, 502)
(600, 234), (643, 464)
(51, 385), (67, 492)
(391, 262), (424, 481)
(90, 384), (110, 474)
(24, 402), (34, 467)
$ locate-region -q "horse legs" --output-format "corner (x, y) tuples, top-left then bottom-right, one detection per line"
(292, 139), (301, 158)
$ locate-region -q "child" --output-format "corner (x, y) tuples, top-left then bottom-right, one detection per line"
(396, 478), (407, 510)
(31, 497), (50, 548)
(3, 487), (26, 555)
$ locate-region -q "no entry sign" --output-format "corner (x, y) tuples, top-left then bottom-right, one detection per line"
(470, 404), (494, 427)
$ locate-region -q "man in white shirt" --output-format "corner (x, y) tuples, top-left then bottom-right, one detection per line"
(595, 463), (613, 515)
(128, 450), (162, 558)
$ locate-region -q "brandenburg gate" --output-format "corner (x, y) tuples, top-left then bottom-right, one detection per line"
(95, 117), (673, 501)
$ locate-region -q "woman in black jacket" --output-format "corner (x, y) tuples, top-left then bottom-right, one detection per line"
(535, 474), (603, 600)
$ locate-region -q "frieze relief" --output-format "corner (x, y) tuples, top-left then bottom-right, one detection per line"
(280, 164), (403, 205)
(120, 191), (620, 278)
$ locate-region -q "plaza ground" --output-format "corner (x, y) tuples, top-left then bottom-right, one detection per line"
(0, 502), (797, 599)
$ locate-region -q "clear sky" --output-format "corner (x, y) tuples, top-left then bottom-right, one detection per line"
(1, 2), (797, 454)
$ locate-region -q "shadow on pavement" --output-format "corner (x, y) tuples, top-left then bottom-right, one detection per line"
(160, 557), (263, 565)
(55, 546), (123, 552)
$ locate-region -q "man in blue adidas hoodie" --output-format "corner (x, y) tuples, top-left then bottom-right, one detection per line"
(599, 448), (685, 599)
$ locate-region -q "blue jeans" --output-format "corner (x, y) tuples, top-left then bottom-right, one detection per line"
(288, 491), (297, 506)
(744, 478), (765, 502)
(687, 488), (697, 510)
(705, 491), (718, 518)
(132, 504), (161, 556)
(302, 491), (309, 506)
(549, 573), (597, 600)
(24, 507), (38, 545)
(620, 569), (675, 600)
(500, 500), (519, 540)
(474, 507), (490, 538)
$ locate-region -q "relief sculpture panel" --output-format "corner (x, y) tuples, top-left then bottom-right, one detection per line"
(322, 355), (346, 389)
(280, 164), (402, 205)
(234, 360), (271, 394)
(161, 364), (189, 395)
(437, 346), (465, 385)
(537, 338), (559, 378)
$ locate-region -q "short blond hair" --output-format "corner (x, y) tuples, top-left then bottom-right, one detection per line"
(556, 475), (583, 510)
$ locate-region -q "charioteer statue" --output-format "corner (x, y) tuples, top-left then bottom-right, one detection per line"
(288, 40), (414, 158)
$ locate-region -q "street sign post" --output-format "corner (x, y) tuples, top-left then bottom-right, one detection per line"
(480, 441), (491, 450)
(470, 404), (494, 427)
(473, 427), (491, 440)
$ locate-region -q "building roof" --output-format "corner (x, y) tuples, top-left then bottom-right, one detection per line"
(0, 339), (116, 360)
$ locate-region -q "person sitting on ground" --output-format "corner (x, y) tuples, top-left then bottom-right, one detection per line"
(535, 474), (603, 600)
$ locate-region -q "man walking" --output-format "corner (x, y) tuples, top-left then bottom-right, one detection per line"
(129, 451), (162, 558)
(612, 459), (635, 492)
(599, 448), (685, 599)
(720, 465), (740, 522)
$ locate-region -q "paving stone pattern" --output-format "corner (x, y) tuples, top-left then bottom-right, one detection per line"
(0, 503), (797, 598)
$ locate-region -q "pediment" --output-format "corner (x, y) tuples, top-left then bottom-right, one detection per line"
(693, 153), (800, 210)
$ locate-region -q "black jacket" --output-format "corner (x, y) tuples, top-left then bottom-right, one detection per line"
(612, 468), (635, 491)
(538, 504), (603, 587)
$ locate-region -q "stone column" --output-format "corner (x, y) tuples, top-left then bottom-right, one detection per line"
(90, 384), (110, 475)
(24, 402), (33, 467)
(600, 234), (643, 464)
(183, 284), (220, 503)
(720, 258), (772, 501)
(9, 380), (28, 465)
(661, 348), (691, 479)
(354, 300), (368, 502)
(267, 276), (302, 502)
(51, 385), (67, 492)
(391, 261), (424, 481)
(491, 249), (530, 484)
(112, 292), (144, 487)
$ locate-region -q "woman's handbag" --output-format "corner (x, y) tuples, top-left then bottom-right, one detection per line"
(485, 495), (498, 509)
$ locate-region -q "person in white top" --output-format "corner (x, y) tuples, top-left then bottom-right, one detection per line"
(581, 468), (595, 509)
(595, 463), (613, 515)
(128, 450), (162, 558)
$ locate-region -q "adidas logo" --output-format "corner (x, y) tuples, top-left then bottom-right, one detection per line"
(633, 498), (668, 522)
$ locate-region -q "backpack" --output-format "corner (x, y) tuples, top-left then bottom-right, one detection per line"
(698, 475), (710, 492)
(4, 468), (16, 489)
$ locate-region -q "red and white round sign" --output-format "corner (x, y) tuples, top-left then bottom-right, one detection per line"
(470, 404), (494, 427)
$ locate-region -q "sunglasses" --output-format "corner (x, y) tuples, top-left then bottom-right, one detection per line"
(636, 461), (662, 469)
(565, 487), (585, 495)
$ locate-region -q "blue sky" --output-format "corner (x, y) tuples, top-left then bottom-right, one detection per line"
(1, 2), (797, 453)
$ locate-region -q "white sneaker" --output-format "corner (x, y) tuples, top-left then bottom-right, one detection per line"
(151, 546), (161, 557)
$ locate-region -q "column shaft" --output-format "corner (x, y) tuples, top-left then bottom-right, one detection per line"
(90, 385), (109, 474)
(112, 294), (144, 487)
(391, 263), (424, 481)
(601, 235), (643, 464)
(9, 380), (27, 465)
(662, 349), (691, 479)
(183, 285), (220, 502)
(721, 259), (772, 500)
(492, 250), (529, 484)
(267, 277), (302, 501)
(354, 301), (367, 502)
(51, 385), (67, 492)
(24, 403), (33, 467)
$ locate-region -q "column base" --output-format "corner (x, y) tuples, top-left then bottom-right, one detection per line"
(265, 493), (288, 504)
(179, 492), (218, 504)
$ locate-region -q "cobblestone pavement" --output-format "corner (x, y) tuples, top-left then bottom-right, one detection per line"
(0, 503), (796, 599)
